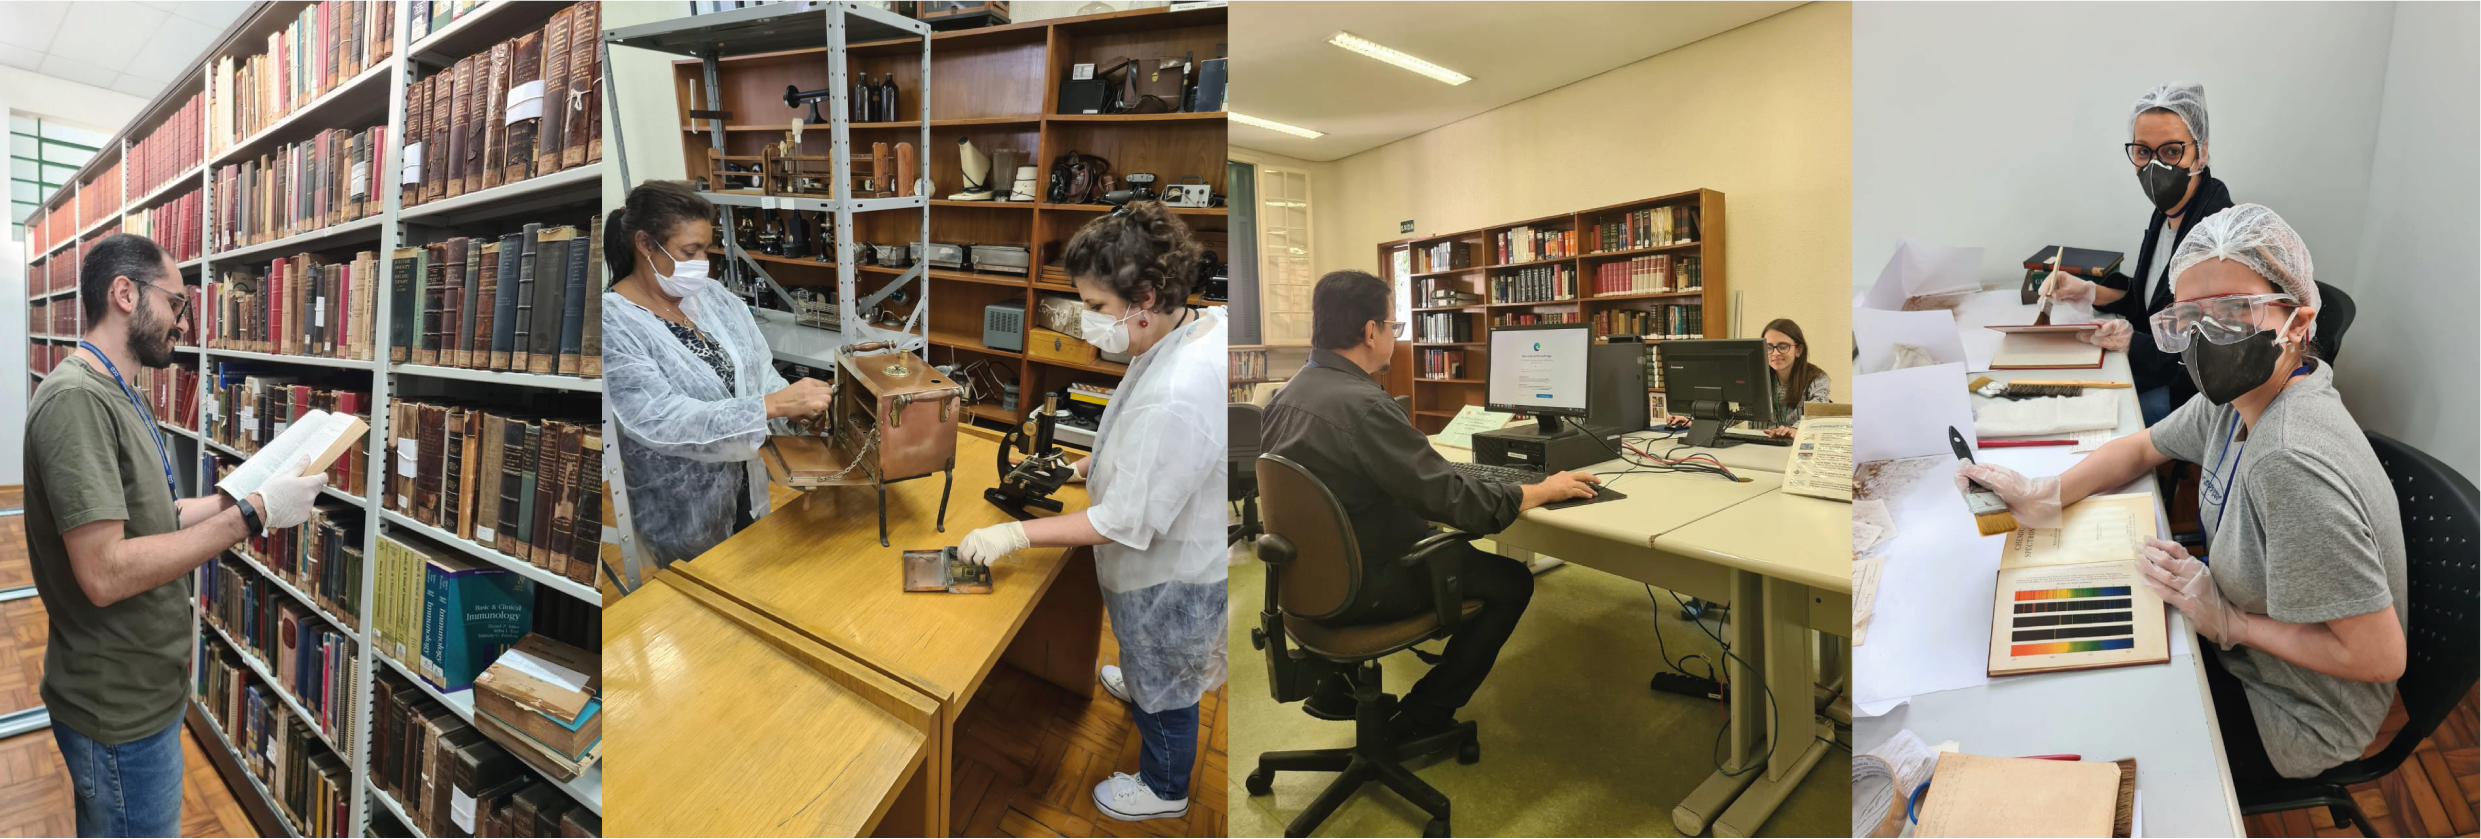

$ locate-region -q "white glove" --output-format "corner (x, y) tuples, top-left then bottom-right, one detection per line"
(251, 474), (330, 533)
(1954, 462), (2064, 528)
(958, 520), (1030, 566)
(2081, 317), (2133, 352)
(1070, 456), (1092, 483)
(2039, 270), (2096, 304)
(2138, 538), (2254, 650)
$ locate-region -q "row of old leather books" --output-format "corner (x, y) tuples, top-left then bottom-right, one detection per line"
(386, 400), (605, 588)
(393, 219), (603, 377)
(211, 123), (389, 253)
(201, 368), (373, 502)
(197, 634), (354, 838)
(199, 551), (363, 746)
(371, 667), (602, 838)
(206, 251), (383, 360)
(208, 1), (398, 153)
(403, 1), (603, 207)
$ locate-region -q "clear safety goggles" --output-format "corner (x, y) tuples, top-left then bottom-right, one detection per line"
(2148, 292), (2299, 352)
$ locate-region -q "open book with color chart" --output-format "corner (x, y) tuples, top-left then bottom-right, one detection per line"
(213, 408), (370, 501)
(1988, 493), (2170, 677)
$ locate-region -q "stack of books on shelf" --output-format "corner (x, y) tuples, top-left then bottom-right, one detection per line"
(1587, 204), (1699, 252)
(218, 492), (364, 625)
(1416, 311), (1475, 343)
(127, 191), (205, 263)
(1646, 344), (1665, 391)
(370, 531), (534, 690)
(1494, 225), (1574, 264)
(76, 226), (122, 263)
(204, 252), (382, 360)
(78, 161), (123, 226)
(1592, 253), (1699, 295)
(1414, 241), (1473, 274)
(396, 219), (605, 377)
(210, 125), (390, 251)
(385, 402), (606, 588)
(367, 667), (605, 837)
(197, 563), (362, 756)
(195, 637), (353, 837)
(1490, 263), (1576, 304)
(134, 363), (200, 430)
(129, 91), (205, 197)
(200, 368), (373, 491)
(1419, 279), (1481, 308)
(207, 1), (399, 154)
(29, 343), (65, 374)
(403, 1), (604, 208)
(1492, 311), (1580, 328)
(1420, 348), (1469, 380)
(1229, 348), (1269, 381)
(1591, 304), (1702, 340)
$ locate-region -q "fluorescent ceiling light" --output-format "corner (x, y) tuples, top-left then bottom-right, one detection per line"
(1232, 112), (1324, 139)
(1328, 31), (1470, 86)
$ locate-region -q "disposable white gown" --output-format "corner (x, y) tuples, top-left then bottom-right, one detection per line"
(602, 280), (790, 568)
(1086, 306), (1231, 713)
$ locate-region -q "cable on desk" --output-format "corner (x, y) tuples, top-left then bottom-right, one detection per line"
(1566, 418), (1741, 485)
(1665, 588), (1779, 778)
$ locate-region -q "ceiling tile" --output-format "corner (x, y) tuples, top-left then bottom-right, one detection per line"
(0, 2), (73, 51)
(0, 42), (44, 73)
(110, 73), (171, 99)
(37, 51), (119, 89)
(161, 0), (248, 26)
(53, 1), (169, 74)
(120, 17), (214, 81)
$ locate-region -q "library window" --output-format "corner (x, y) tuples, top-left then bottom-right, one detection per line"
(1253, 164), (1314, 345)
(9, 114), (108, 239)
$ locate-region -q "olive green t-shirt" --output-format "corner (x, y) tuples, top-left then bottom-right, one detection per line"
(25, 355), (193, 744)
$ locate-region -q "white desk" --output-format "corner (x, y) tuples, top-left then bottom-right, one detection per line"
(1851, 296), (2244, 837)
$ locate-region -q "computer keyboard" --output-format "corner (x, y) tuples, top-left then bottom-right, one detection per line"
(1721, 430), (1795, 447)
(1450, 461), (1544, 484)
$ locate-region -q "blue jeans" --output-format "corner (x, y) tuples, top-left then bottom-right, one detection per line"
(52, 718), (184, 838)
(2138, 385), (2172, 428)
(1130, 701), (1200, 800)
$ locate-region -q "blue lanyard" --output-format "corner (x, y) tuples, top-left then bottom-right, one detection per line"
(2202, 362), (2315, 541)
(79, 341), (180, 498)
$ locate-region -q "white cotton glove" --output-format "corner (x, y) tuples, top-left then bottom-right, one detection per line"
(958, 520), (1030, 566)
(2081, 317), (2133, 352)
(252, 474), (330, 533)
(2138, 538), (2255, 650)
(2039, 270), (2097, 304)
(1954, 462), (2064, 529)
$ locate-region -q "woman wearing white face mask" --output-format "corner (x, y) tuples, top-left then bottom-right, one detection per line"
(1959, 205), (2407, 783)
(956, 199), (1227, 823)
(602, 181), (836, 569)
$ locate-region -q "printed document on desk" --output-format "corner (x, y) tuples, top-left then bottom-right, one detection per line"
(1782, 404), (1853, 501)
(1854, 306), (1965, 375)
(1434, 405), (1518, 450)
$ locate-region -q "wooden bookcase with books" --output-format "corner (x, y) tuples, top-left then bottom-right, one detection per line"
(23, 3), (608, 836)
(1390, 188), (1725, 435)
(660, 4), (1228, 442)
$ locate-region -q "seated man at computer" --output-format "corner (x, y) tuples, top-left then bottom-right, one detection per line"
(1261, 269), (1600, 739)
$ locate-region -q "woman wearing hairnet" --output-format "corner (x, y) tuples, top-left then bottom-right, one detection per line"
(955, 200), (1226, 823)
(2040, 82), (2238, 426)
(1963, 205), (2408, 783)
(602, 181), (836, 569)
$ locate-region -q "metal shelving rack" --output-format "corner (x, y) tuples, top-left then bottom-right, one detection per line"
(20, 3), (606, 836)
(599, 1), (931, 589)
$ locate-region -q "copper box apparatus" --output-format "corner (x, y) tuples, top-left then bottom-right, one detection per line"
(760, 341), (963, 546)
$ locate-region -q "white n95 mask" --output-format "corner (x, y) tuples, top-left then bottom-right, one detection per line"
(654, 243), (712, 319)
(1081, 307), (1138, 354)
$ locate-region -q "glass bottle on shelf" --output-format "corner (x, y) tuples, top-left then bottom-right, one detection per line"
(879, 73), (899, 122)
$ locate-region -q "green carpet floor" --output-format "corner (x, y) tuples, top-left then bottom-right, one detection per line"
(1225, 544), (1850, 837)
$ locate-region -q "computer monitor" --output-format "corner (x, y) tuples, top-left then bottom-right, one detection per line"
(1487, 322), (1593, 434)
(1661, 338), (1779, 447)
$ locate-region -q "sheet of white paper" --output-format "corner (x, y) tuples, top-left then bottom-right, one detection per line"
(1861, 238), (1986, 311)
(2069, 428), (2120, 454)
(497, 648), (593, 695)
(1854, 363), (1976, 463)
(1853, 456), (2007, 708)
(1434, 404), (1518, 450)
(1854, 497), (1897, 556)
(1855, 307), (1967, 375)
(1853, 555), (1886, 645)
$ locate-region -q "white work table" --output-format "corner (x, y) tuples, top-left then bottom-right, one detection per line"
(1851, 292), (2243, 837)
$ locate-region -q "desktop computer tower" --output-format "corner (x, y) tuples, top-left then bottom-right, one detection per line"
(1587, 341), (1649, 433)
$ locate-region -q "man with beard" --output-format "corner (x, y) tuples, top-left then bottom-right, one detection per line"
(24, 234), (328, 837)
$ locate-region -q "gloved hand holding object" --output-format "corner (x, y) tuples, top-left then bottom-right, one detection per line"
(958, 520), (1030, 566)
(2082, 317), (2133, 352)
(250, 474), (330, 533)
(1953, 462), (2064, 528)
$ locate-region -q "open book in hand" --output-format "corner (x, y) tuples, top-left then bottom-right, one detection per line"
(214, 408), (370, 502)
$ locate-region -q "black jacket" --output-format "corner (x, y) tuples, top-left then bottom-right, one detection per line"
(1261, 349), (1522, 587)
(2096, 169), (2234, 409)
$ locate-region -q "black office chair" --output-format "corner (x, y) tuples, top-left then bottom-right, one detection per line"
(2313, 280), (2354, 364)
(1230, 403), (1266, 547)
(1246, 453), (1481, 838)
(2236, 431), (2477, 836)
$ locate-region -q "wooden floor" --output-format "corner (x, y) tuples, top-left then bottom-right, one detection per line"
(0, 494), (260, 837)
(2243, 685), (2480, 838)
(949, 613), (1229, 838)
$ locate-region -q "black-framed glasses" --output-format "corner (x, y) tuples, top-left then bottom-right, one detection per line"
(2125, 141), (2193, 167)
(1381, 319), (1407, 339)
(134, 280), (192, 322)
(1764, 341), (1797, 355)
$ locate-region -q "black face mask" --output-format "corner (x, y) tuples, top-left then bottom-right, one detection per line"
(2137, 159), (2194, 213)
(2181, 329), (2283, 405)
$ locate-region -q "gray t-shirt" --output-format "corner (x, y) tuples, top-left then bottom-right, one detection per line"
(2149, 361), (2408, 777)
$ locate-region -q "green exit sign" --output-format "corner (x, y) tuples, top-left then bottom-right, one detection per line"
(1401, 220), (1415, 234)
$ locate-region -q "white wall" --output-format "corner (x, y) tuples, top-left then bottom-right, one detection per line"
(2338, 1), (2480, 482)
(601, 2), (699, 213)
(1853, 2), (2395, 292)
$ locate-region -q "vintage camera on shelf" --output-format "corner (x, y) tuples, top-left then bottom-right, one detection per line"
(1099, 173), (1157, 209)
(1198, 250), (1229, 302)
(857, 242), (913, 268)
(1162, 176), (1215, 209)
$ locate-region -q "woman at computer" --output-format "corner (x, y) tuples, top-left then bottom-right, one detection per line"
(601, 180), (836, 569)
(1957, 205), (2407, 783)
(1666, 317), (1831, 438)
(954, 199), (1226, 824)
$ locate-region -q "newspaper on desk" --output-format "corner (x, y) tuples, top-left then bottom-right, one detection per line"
(1433, 404), (1517, 450)
(1782, 403), (1854, 501)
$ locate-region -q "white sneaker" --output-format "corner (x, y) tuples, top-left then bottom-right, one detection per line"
(1099, 664), (1131, 703)
(1093, 772), (1188, 821)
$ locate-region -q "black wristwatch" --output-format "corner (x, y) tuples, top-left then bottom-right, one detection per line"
(233, 493), (264, 535)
